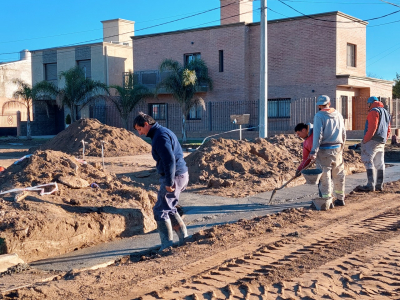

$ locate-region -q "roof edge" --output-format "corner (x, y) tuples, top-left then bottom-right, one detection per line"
(132, 22), (246, 40)
(337, 74), (394, 84)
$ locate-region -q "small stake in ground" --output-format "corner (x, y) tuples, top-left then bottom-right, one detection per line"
(100, 140), (108, 169)
(81, 139), (88, 160)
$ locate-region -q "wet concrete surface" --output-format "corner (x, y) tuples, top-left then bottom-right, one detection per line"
(29, 163), (400, 272)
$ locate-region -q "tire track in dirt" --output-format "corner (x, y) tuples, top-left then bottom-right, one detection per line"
(139, 206), (400, 299)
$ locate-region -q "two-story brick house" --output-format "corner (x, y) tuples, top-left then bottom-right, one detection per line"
(131, 0), (393, 136)
(30, 19), (134, 135)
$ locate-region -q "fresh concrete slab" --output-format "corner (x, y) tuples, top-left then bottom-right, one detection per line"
(29, 163), (400, 272)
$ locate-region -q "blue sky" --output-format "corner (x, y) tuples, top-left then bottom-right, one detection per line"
(0, 0), (399, 81)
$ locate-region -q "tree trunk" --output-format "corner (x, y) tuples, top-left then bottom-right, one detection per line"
(182, 114), (187, 144)
(123, 117), (129, 130)
(70, 105), (76, 122)
(26, 106), (32, 140)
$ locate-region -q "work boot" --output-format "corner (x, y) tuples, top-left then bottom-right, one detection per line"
(170, 212), (188, 245)
(356, 169), (375, 192)
(312, 197), (333, 211)
(156, 219), (173, 252)
(376, 169), (385, 191)
(334, 199), (345, 206)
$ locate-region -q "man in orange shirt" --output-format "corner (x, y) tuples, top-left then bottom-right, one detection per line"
(357, 96), (391, 192)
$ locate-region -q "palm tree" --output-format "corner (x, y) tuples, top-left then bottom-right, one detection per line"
(2, 79), (56, 139)
(158, 58), (213, 143)
(109, 72), (152, 129)
(56, 66), (109, 122)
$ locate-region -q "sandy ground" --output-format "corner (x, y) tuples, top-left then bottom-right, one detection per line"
(1, 181), (400, 299)
(0, 130), (399, 299)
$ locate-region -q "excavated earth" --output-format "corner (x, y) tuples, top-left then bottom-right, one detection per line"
(32, 119), (151, 157)
(2, 181), (400, 299)
(185, 136), (365, 197)
(0, 150), (157, 263)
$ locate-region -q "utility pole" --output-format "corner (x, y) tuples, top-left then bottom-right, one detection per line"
(259, 0), (268, 138)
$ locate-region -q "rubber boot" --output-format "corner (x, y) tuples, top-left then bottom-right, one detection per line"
(170, 212), (188, 245)
(156, 219), (173, 251)
(376, 169), (384, 191)
(356, 169), (375, 192)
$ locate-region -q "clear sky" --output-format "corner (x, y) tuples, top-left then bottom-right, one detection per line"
(0, 0), (399, 81)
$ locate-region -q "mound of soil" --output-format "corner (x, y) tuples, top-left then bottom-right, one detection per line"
(185, 136), (364, 197)
(34, 119), (151, 157)
(0, 150), (157, 262)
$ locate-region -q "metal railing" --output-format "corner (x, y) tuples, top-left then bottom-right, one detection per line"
(87, 97), (400, 137)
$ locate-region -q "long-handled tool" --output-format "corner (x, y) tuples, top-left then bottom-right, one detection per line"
(268, 160), (315, 205)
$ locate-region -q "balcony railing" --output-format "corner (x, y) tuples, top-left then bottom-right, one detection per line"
(125, 70), (209, 94)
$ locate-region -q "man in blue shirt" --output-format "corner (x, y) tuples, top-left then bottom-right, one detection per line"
(134, 112), (189, 251)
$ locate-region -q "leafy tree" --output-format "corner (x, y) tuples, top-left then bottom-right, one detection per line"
(109, 72), (152, 129)
(394, 73), (400, 99)
(56, 66), (109, 122)
(158, 58), (213, 143)
(2, 79), (56, 139)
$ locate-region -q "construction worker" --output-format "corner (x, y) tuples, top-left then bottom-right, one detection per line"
(356, 96), (391, 192)
(294, 123), (314, 177)
(309, 95), (346, 210)
(134, 112), (189, 251)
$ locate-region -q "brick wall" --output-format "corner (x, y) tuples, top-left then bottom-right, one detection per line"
(336, 14), (367, 77)
(220, 0), (253, 25)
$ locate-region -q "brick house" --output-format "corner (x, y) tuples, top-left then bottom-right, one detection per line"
(29, 19), (134, 135)
(131, 0), (393, 137)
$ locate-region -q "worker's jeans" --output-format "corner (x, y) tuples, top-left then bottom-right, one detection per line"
(361, 140), (385, 170)
(153, 172), (189, 222)
(316, 148), (345, 201)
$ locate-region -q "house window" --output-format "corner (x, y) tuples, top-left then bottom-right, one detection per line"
(188, 104), (202, 120)
(219, 50), (224, 72)
(184, 53), (201, 66)
(347, 43), (356, 67)
(149, 103), (166, 120)
(268, 98), (290, 118)
(77, 59), (91, 79)
(44, 63), (57, 84)
(341, 95), (349, 119)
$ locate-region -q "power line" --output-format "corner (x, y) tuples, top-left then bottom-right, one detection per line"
(277, 0), (387, 4)
(277, 0), (400, 23)
(0, 1), (238, 58)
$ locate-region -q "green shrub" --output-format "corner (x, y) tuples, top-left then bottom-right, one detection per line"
(65, 114), (72, 125)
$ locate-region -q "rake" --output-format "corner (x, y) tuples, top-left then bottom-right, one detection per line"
(268, 160), (315, 205)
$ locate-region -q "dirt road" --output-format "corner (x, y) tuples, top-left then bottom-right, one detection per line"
(3, 181), (400, 299)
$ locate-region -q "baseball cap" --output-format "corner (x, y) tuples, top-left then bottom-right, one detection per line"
(316, 95), (330, 106)
(367, 96), (379, 104)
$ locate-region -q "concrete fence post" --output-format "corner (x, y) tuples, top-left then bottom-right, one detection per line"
(16, 111), (21, 137)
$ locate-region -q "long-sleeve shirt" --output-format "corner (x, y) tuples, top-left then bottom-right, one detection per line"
(363, 101), (391, 143)
(147, 123), (188, 187)
(298, 132), (313, 172)
(310, 108), (346, 155)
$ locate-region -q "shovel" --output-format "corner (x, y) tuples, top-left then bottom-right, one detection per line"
(268, 160), (315, 205)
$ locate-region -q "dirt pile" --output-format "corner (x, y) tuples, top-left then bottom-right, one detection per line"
(34, 119), (151, 157)
(186, 136), (364, 197)
(5, 180), (400, 299)
(0, 150), (157, 262)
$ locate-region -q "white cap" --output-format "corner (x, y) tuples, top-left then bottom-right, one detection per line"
(316, 95), (330, 106)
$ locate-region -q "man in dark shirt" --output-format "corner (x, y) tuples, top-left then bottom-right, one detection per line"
(134, 112), (189, 251)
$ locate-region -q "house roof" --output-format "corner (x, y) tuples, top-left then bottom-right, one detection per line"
(337, 74), (394, 85)
(132, 11), (367, 40)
